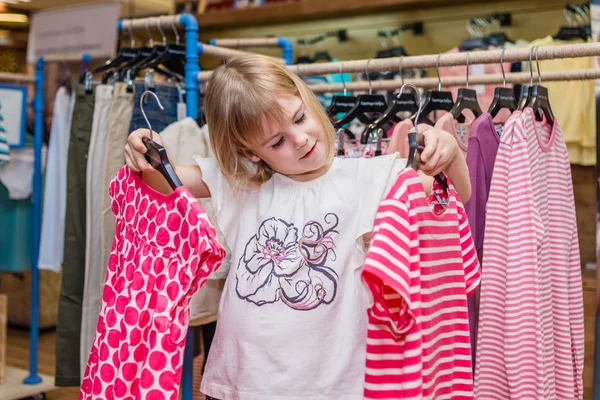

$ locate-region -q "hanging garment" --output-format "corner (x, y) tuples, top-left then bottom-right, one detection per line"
(0, 134), (36, 272)
(55, 84), (96, 387)
(80, 84), (114, 377)
(0, 146), (35, 200)
(196, 154), (406, 400)
(100, 82), (134, 299)
(79, 166), (225, 400)
(0, 116), (8, 167)
(463, 112), (501, 365)
(362, 168), (480, 400)
(527, 36), (596, 165)
(464, 113), (501, 253)
(435, 112), (473, 157)
(128, 83), (180, 134)
(388, 119), (414, 158)
(475, 109), (584, 399)
(437, 46), (513, 112)
(39, 87), (74, 272)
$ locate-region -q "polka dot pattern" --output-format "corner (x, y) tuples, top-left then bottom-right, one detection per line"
(79, 166), (225, 400)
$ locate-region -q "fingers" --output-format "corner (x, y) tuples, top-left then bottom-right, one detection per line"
(420, 130), (439, 163)
(125, 129), (156, 173)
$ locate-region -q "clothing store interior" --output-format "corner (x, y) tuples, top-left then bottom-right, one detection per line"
(1, 0), (600, 399)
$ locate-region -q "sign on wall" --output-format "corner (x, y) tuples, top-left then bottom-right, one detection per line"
(26, 2), (121, 63)
(0, 84), (27, 148)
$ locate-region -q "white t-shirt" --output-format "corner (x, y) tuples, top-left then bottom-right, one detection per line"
(195, 154), (405, 400)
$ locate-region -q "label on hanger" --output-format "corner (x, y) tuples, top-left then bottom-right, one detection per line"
(494, 123), (505, 137)
(471, 64), (485, 94)
(456, 125), (468, 143)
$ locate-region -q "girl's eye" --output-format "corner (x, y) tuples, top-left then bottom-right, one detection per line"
(295, 113), (306, 125)
(272, 137), (285, 149)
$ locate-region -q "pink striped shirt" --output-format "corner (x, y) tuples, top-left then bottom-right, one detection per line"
(475, 109), (584, 399)
(362, 169), (480, 400)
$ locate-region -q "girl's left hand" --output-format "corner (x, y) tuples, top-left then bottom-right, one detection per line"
(412, 124), (462, 176)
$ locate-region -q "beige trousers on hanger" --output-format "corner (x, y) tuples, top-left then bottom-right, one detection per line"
(100, 82), (134, 294)
(80, 84), (114, 377)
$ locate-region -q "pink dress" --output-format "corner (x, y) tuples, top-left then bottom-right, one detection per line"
(79, 166), (225, 400)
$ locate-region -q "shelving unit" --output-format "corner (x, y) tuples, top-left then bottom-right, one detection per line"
(195, 0), (478, 28)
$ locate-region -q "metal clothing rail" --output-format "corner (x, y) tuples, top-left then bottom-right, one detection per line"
(209, 37), (294, 65)
(289, 41), (600, 76)
(309, 68), (600, 92)
(195, 41), (600, 83)
(198, 42), (286, 64)
(117, 13), (198, 400)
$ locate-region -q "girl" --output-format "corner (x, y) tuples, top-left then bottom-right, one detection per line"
(125, 54), (470, 400)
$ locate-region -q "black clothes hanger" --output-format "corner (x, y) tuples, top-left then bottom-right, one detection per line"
(450, 52), (483, 123)
(417, 54), (455, 125)
(313, 51), (332, 62)
(518, 47), (535, 110)
(486, 32), (514, 47)
(334, 59), (387, 129)
(80, 20), (138, 84)
(554, 4), (591, 41)
(326, 63), (357, 116)
(526, 46), (554, 124)
(488, 48), (517, 118)
(459, 37), (489, 51)
(362, 57), (419, 145)
(140, 90), (183, 189)
(402, 82), (449, 199)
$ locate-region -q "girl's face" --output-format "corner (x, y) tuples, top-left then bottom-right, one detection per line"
(247, 95), (331, 181)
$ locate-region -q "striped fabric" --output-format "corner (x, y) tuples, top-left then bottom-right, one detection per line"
(362, 168), (480, 400)
(475, 109), (584, 399)
(0, 116), (9, 167)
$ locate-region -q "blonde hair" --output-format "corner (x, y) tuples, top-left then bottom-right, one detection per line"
(205, 54), (336, 190)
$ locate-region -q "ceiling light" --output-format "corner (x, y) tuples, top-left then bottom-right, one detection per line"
(0, 13), (28, 23)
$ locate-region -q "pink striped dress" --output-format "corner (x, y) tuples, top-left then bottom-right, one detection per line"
(475, 109), (584, 399)
(362, 169), (480, 400)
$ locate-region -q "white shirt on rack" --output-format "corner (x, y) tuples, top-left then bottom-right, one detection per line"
(38, 87), (73, 272)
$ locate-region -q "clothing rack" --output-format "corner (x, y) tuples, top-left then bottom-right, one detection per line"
(6, 53), (90, 395)
(117, 14), (199, 400)
(308, 68), (600, 92)
(209, 37), (294, 65)
(194, 41), (600, 83)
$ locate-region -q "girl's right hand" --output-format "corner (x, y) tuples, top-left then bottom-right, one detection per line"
(124, 128), (163, 173)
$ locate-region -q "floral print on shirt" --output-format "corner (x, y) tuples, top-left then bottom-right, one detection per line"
(235, 213), (340, 311)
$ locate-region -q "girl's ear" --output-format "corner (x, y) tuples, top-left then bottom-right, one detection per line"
(240, 148), (261, 163)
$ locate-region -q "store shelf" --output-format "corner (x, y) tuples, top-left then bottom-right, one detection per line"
(196, 0), (476, 29)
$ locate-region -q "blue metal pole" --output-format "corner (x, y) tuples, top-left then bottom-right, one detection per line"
(180, 13), (199, 121)
(179, 13), (199, 400)
(24, 56), (44, 385)
(277, 37), (293, 65)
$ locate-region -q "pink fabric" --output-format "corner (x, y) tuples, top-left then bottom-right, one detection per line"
(79, 166), (225, 400)
(435, 113), (472, 157)
(475, 110), (584, 399)
(362, 169), (480, 400)
(437, 46), (513, 112)
(388, 119), (413, 158)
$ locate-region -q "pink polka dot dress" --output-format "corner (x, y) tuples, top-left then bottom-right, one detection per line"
(79, 166), (225, 400)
